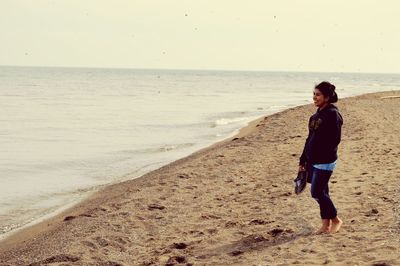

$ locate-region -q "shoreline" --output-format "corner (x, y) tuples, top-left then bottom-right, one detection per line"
(0, 104), (269, 247)
(1, 92), (292, 246)
(0, 108), (266, 243)
(1, 90), (399, 265)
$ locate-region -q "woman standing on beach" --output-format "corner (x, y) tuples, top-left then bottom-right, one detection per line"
(299, 81), (344, 234)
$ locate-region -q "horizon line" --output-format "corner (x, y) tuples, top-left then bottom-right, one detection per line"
(1, 64), (399, 75)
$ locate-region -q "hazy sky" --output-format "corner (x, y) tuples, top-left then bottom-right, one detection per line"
(1, 1), (399, 73)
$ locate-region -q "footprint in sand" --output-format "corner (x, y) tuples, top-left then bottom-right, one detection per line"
(147, 203), (166, 210)
(171, 242), (188, 249)
(189, 230), (204, 237)
(63, 215), (76, 221)
(81, 240), (97, 250)
(28, 254), (81, 265)
(163, 255), (187, 265)
(248, 219), (274, 225)
(206, 228), (218, 235)
(91, 236), (127, 252)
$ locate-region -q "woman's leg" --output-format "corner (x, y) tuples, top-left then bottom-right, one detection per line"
(321, 177), (343, 233)
(325, 178), (343, 233)
(310, 167), (337, 233)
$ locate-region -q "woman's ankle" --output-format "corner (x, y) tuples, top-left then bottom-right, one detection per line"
(322, 218), (330, 226)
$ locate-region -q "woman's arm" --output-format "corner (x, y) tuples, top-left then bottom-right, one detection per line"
(325, 110), (343, 150)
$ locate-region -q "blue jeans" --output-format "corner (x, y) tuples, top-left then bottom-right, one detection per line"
(308, 165), (337, 219)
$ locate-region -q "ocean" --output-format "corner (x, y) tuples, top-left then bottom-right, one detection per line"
(0, 66), (399, 239)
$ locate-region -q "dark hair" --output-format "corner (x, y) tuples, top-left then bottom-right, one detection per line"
(315, 81), (338, 103)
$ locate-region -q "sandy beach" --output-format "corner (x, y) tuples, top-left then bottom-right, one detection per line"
(1, 90), (399, 265)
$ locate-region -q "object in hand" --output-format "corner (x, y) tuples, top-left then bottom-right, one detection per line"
(294, 170), (308, 195)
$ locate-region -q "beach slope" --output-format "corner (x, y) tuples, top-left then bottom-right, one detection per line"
(1, 91), (399, 265)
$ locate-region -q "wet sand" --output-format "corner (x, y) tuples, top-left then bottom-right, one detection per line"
(1, 90), (399, 265)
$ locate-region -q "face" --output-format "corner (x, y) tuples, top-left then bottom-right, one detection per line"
(313, 88), (329, 107)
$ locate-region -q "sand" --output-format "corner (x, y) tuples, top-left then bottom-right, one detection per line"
(0, 90), (399, 266)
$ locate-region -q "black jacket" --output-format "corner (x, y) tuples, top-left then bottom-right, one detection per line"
(299, 103), (343, 165)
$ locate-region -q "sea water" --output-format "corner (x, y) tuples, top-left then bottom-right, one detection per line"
(0, 66), (399, 238)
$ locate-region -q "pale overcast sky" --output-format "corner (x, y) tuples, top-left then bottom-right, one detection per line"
(1, 1), (399, 73)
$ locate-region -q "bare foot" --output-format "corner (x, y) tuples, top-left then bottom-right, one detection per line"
(315, 226), (330, 234)
(315, 219), (330, 234)
(329, 217), (343, 233)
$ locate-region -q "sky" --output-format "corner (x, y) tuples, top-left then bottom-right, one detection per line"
(1, 0), (400, 73)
